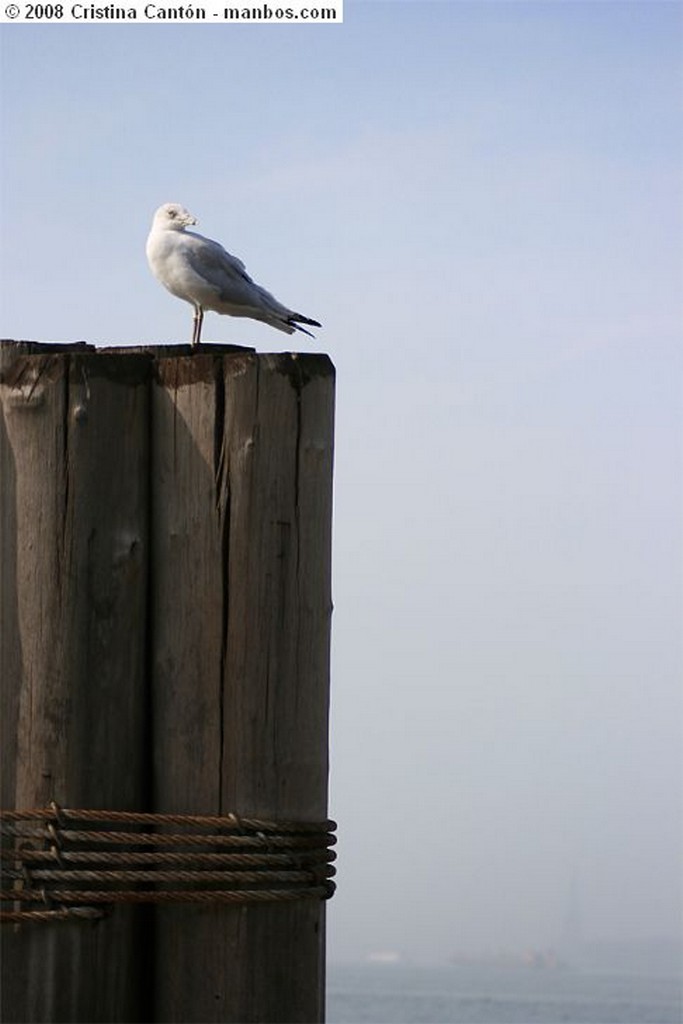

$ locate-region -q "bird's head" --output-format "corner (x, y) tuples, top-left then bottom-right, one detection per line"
(153, 203), (198, 230)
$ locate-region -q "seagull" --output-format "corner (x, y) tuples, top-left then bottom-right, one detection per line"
(146, 203), (321, 346)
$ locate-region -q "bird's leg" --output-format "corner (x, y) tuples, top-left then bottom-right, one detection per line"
(192, 306), (204, 347)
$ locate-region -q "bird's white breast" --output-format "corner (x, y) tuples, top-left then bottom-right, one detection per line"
(147, 229), (206, 305)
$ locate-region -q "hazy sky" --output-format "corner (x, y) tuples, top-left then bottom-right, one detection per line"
(1, 1), (682, 965)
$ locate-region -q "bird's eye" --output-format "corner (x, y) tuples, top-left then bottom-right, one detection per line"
(168, 209), (176, 218)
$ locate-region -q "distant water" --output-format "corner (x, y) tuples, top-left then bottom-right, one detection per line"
(326, 962), (682, 1024)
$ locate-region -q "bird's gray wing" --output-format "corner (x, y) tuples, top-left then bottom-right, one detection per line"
(182, 232), (257, 301)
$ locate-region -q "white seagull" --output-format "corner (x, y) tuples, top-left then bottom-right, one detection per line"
(146, 202), (321, 346)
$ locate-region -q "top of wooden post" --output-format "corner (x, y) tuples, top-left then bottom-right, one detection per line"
(0, 339), (335, 386)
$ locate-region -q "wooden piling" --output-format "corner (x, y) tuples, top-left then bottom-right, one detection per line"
(1, 343), (151, 1023)
(0, 341), (335, 1024)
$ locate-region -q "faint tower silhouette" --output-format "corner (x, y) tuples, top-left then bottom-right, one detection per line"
(559, 871), (584, 965)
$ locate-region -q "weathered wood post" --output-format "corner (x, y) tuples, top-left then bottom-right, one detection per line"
(0, 343), (151, 1023)
(150, 349), (335, 1022)
(1, 342), (335, 1024)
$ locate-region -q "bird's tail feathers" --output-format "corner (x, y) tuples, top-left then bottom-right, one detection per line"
(287, 313), (322, 339)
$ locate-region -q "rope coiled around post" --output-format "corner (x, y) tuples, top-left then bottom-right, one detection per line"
(0, 804), (336, 924)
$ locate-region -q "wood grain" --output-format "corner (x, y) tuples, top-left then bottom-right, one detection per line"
(0, 343), (335, 1024)
(1, 346), (151, 1023)
(151, 351), (334, 1022)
